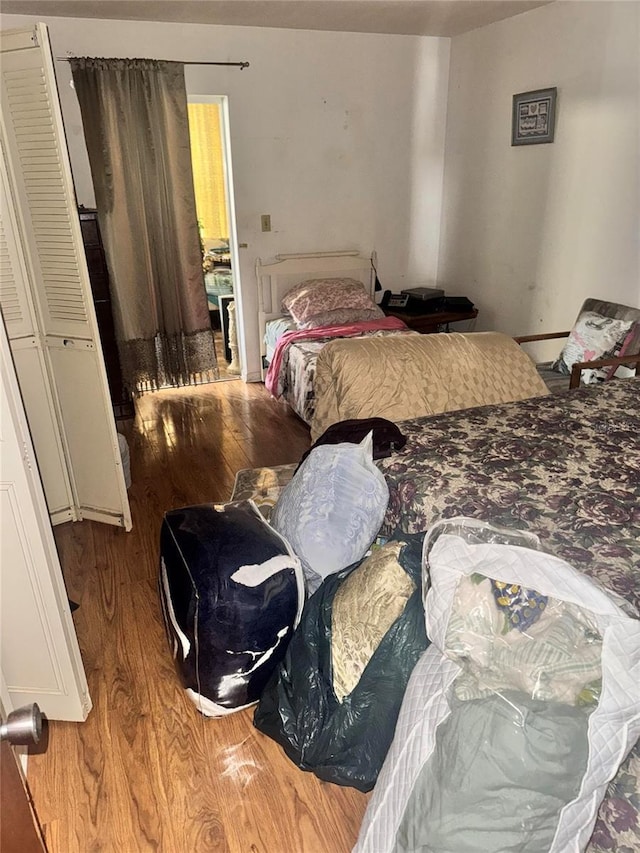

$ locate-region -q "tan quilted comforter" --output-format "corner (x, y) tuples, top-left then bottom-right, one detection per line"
(310, 331), (549, 441)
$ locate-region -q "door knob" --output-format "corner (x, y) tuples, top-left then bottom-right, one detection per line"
(0, 703), (43, 745)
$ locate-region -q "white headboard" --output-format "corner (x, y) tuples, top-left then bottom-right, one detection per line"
(256, 250), (375, 364)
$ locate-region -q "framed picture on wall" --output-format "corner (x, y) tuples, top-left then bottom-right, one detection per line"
(512, 87), (557, 146)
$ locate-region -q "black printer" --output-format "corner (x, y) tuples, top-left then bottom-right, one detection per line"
(400, 287), (445, 313)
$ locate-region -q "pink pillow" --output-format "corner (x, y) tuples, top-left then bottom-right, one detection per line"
(299, 307), (383, 330)
(281, 278), (379, 327)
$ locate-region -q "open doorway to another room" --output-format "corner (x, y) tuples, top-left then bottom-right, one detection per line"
(187, 96), (240, 381)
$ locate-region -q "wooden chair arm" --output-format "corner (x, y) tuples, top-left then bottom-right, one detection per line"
(513, 331), (571, 344)
(570, 352), (640, 389)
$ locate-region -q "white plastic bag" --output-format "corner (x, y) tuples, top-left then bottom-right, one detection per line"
(271, 432), (388, 593)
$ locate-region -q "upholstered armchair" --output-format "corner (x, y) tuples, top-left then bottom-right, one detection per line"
(515, 298), (640, 393)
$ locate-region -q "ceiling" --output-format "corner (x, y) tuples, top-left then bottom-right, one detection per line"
(1, 0), (553, 38)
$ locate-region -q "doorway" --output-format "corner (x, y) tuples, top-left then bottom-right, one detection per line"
(187, 96), (241, 380)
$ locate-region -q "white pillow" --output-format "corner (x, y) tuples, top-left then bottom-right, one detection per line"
(553, 311), (633, 383)
(271, 432), (389, 594)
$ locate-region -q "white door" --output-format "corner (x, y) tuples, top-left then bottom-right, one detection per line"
(0, 146), (75, 524)
(0, 315), (90, 721)
(0, 23), (131, 530)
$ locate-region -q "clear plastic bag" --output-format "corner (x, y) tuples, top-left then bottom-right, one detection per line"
(356, 517), (640, 853)
(402, 518), (602, 849)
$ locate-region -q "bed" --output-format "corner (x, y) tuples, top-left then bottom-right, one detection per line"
(233, 378), (640, 851)
(374, 378), (640, 853)
(256, 251), (414, 423)
(309, 329), (550, 441)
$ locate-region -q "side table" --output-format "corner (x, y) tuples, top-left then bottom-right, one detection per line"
(383, 307), (478, 333)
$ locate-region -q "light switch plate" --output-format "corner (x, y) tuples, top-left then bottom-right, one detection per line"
(261, 214), (271, 232)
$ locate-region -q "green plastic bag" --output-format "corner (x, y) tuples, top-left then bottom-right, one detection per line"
(253, 533), (428, 792)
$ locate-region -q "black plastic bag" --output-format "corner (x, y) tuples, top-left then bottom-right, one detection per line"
(253, 533), (428, 791)
(159, 501), (304, 717)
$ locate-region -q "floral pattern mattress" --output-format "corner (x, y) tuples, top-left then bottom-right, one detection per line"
(279, 340), (325, 424)
(377, 378), (640, 852)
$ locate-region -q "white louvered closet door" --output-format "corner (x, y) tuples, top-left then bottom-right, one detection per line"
(0, 22), (131, 531)
(0, 149), (74, 521)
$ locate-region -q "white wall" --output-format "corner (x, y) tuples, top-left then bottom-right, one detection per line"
(439, 1), (639, 361)
(0, 14), (450, 379)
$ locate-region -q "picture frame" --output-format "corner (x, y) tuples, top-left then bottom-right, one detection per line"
(512, 87), (557, 146)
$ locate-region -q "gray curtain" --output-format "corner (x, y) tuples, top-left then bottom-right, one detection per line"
(70, 57), (217, 392)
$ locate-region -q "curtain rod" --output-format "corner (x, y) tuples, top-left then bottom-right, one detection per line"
(57, 58), (249, 69)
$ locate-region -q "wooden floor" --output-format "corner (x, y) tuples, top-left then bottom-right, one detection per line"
(27, 381), (369, 853)
(212, 329), (235, 381)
